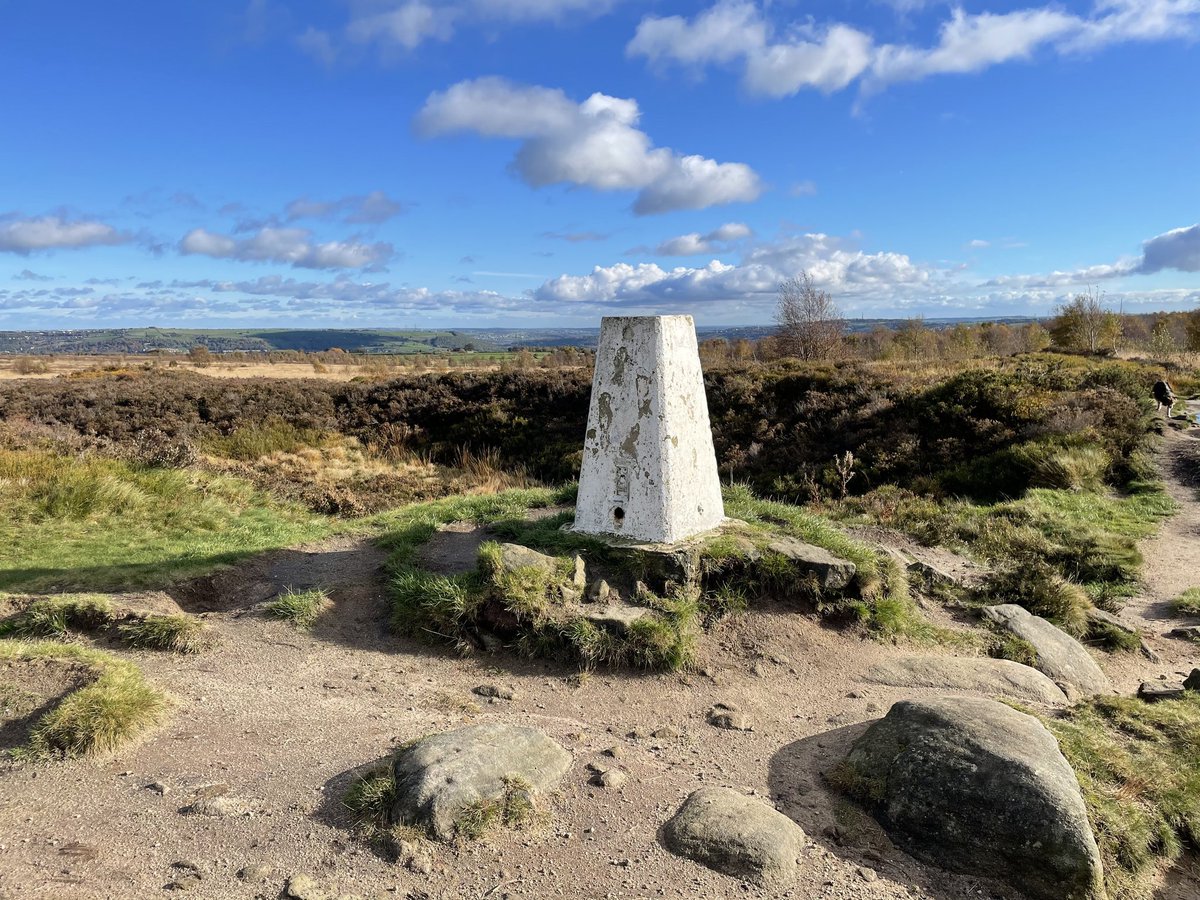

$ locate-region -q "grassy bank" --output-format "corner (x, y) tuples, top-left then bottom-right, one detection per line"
(0, 448), (332, 592)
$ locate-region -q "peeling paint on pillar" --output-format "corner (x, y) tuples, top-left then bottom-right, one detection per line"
(573, 315), (725, 544)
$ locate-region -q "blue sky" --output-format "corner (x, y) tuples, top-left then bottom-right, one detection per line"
(1, 0), (1197, 328)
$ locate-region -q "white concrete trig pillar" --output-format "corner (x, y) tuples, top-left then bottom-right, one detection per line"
(573, 315), (725, 544)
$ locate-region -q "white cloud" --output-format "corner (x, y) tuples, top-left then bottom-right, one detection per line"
(628, 0), (1200, 98)
(179, 226), (394, 270)
(790, 180), (818, 197)
(869, 7), (1078, 87)
(0, 215), (128, 254)
(415, 77), (763, 214)
(284, 190), (405, 224)
(537, 231), (938, 306)
(968, 239), (991, 248)
(656, 222), (752, 255)
(1139, 223), (1200, 274)
(304, 0), (621, 59)
(984, 222), (1200, 287)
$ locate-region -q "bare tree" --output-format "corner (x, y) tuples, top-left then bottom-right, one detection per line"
(1049, 287), (1121, 354)
(774, 272), (846, 361)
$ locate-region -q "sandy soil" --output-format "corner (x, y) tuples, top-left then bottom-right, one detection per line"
(2, 422), (1199, 899)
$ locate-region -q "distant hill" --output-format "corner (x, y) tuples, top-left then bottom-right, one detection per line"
(0, 318), (1039, 355)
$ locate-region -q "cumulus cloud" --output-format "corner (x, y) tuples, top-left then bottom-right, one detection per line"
(1139, 223), (1200, 274)
(302, 0), (620, 60)
(537, 231), (936, 305)
(627, 0), (1200, 98)
(985, 222), (1200, 288)
(0, 214), (129, 254)
(655, 222), (752, 256)
(415, 77), (762, 214)
(178, 226), (394, 270)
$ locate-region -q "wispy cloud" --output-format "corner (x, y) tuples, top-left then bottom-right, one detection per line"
(179, 226), (394, 270)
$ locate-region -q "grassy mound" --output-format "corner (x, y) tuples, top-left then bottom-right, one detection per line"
(1047, 694), (1200, 900)
(0, 640), (170, 759)
(380, 485), (929, 671)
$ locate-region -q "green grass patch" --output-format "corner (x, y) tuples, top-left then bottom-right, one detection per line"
(1047, 694), (1200, 900)
(0, 448), (332, 592)
(264, 588), (332, 628)
(0, 640), (170, 759)
(1172, 588), (1200, 617)
(975, 561), (1092, 637)
(454, 776), (538, 841)
(117, 613), (211, 653)
(0, 594), (114, 639)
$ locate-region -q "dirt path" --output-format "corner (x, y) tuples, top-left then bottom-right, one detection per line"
(5, 455), (1200, 900)
(1, 531), (1050, 900)
(1106, 413), (1200, 691)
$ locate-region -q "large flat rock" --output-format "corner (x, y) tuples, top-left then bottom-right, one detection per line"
(661, 787), (806, 887)
(839, 697), (1104, 900)
(982, 604), (1112, 699)
(867, 655), (1068, 704)
(389, 724), (571, 840)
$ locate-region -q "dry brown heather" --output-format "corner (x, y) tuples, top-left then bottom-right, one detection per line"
(1, 351), (1199, 900)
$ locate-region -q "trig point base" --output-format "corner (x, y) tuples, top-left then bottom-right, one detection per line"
(572, 315), (725, 544)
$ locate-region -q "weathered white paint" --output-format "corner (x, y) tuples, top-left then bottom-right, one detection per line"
(573, 315), (725, 544)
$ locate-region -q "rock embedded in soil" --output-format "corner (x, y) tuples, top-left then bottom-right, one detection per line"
(661, 787), (805, 887)
(472, 684), (515, 701)
(982, 604), (1112, 698)
(238, 863), (275, 883)
(497, 542), (561, 574)
(1185, 669), (1200, 691)
(867, 655), (1068, 704)
(285, 873), (327, 900)
(707, 703), (753, 731)
(584, 603), (654, 633)
(389, 723), (571, 840)
(839, 697), (1104, 900)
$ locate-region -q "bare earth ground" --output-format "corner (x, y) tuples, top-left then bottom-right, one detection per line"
(2, 425), (1200, 899)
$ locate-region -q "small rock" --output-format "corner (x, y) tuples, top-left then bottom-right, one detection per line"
(238, 863), (275, 884)
(286, 873), (327, 900)
(167, 873), (202, 891)
(572, 554), (587, 590)
(147, 781), (169, 795)
(471, 684), (516, 701)
(180, 796), (250, 817)
(650, 725), (683, 740)
(397, 840), (434, 876)
(1169, 625), (1200, 640)
(1184, 669), (1200, 691)
(707, 703), (753, 732)
(750, 662), (767, 677)
(602, 745), (625, 759)
(586, 579), (613, 604)
(857, 866), (878, 882)
(595, 770), (628, 789)
(1138, 682), (1185, 702)
(661, 787), (805, 887)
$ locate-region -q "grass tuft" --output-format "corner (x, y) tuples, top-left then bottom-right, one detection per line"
(117, 613), (211, 653)
(264, 588), (332, 629)
(1, 640), (170, 759)
(0, 594), (114, 639)
(1171, 587), (1200, 617)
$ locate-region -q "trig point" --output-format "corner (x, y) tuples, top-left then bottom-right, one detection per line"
(573, 315), (725, 544)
